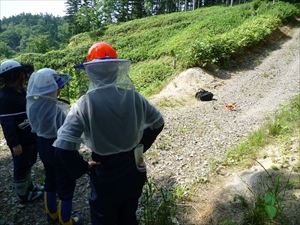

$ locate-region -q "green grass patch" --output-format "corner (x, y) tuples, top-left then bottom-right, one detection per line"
(223, 94), (300, 167)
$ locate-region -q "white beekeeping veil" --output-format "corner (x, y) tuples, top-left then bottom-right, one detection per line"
(26, 68), (70, 138)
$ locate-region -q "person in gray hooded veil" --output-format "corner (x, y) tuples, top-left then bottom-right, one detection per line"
(26, 68), (97, 225)
(53, 42), (164, 225)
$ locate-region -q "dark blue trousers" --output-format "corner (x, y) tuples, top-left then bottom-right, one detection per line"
(90, 151), (146, 225)
(11, 144), (37, 180)
(37, 137), (76, 200)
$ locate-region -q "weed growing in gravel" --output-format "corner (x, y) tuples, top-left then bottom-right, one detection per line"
(293, 162), (300, 173)
(220, 216), (237, 225)
(208, 158), (218, 172)
(177, 124), (191, 134)
(36, 166), (45, 186)
(269, 165), (280, 170)
(145, 149), (159, 161)
(241, 160), (298, 225)
(262, 72), (270, 78)
(156, 97), (175, 108)
(224, 128), (268, 166)
(173, 185), (188, 201)
(139, 177), (177, 225)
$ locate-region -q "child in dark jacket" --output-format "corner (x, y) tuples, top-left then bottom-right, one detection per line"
(0, 60), (44, 204)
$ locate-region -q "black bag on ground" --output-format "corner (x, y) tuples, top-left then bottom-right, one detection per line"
(195, 89), (213, 101)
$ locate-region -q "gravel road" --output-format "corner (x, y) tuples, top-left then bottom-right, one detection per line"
(147, 23), (300, 190)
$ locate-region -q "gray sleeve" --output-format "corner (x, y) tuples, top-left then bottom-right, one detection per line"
(140, 94), (164, 130)
(149, 114), (164, 130)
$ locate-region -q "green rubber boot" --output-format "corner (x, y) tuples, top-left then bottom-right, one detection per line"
(27, 172), (44, 192)
(14, 179), (43, 203)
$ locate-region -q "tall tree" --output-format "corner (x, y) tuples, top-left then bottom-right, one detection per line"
(0, 41), (15, 58)
(101, 0), (117, 25)
(144, 0), (154, 16)
(131, 0), (147, 20)
(0, 20), (3, 33)
(115, 0), (130, 22)
(58, 23), (72, 46)
(65, 0), (83, 34)
(74, 5), (94, 31)
(26, 35), (54, 53)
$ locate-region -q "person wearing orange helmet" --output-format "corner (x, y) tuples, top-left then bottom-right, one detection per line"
(0, 60), (44, 205)
(53, 42), (164, 224)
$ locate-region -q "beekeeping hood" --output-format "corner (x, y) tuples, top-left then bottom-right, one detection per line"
(26, 68), (70, 138)
(54, 58), (163, 155)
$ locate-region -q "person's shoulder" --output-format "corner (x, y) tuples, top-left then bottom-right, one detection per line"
(21, 88), (26, 95)
(78, 94), (87, 102)
(0, 86), (17, 98)
(70, 95), (87, 109)
(135, 91), (154, 106)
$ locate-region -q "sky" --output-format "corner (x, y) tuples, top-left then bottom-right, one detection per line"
(0, 0), (67, 19)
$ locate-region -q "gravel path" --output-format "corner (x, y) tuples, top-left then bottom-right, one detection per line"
(146, 24), (300, 190)
(0, 22), (299, 225)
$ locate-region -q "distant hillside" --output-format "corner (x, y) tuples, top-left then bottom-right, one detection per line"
(7, 2), (300, 101)
(0, 13), (71, 57)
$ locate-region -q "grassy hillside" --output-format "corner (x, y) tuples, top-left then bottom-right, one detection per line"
(12, 1), (300, 101)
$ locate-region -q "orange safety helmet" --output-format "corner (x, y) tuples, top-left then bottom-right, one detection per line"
(74, 42), (118, 69)
(87, 42), (118, 61)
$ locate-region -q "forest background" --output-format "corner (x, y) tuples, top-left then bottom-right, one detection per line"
(0, 0), (299, 102)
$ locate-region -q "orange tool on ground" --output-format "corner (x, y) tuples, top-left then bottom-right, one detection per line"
(225, 103), (236, 111)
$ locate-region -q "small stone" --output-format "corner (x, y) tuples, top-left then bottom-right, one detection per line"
(18, 203), (26, 209)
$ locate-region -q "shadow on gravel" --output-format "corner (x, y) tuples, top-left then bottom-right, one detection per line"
(0, 149), (209, 225)
(0, 147), (45, 225)
(188, 170), (300, 225)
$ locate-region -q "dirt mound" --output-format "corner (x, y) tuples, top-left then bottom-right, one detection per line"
(149, 68), (224, 107)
